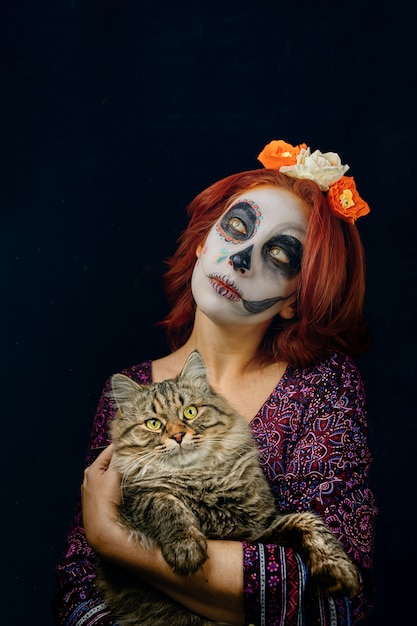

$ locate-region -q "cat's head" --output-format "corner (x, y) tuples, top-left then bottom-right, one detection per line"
(109, 351), (248, 477)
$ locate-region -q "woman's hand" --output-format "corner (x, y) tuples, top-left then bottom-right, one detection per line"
(81, 444), (122, 556)
(81, 445), (244, 624)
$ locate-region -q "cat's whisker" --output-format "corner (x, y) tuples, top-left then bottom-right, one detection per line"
(196, 438), (255, 458)
(121, 452), (164, 484)
(118, 450), (160, 484)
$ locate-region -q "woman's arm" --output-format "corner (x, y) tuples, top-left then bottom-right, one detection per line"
(243, 353), (378, 625)
(53, 366), (145, 626)
(81, 444), (245, 626)
(52, 364), (245, 626)
(52, 378), (116, 626)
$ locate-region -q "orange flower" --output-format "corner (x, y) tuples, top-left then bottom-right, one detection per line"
(257, 139), (307, 169)
(327, 176), (371, 224)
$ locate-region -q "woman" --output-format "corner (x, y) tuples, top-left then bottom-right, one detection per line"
(53, 140), (377, 625)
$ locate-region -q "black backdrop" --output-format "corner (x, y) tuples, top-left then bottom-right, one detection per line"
(2, 1), (416, 624)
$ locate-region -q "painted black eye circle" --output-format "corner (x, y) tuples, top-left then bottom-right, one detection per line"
(263, 235), (303, 275)
(146, 418), (162, 430)
(219, 201), (259, 241)
(183, 405), (198, 420)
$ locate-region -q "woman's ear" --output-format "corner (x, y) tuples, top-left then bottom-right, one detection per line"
(196, 243), (203, 258)
(278, 296), (297, 320)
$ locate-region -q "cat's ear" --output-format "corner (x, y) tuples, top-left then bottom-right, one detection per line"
(110, 373), (142, 409)
(179, 350), (208, 381)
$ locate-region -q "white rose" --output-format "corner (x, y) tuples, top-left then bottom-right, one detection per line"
(279, 147), (349, 191)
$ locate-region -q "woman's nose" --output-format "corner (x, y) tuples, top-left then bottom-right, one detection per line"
(229, 245), (254, 274)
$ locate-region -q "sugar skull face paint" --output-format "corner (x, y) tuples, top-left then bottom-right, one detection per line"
(191, 186), (309, 326)
(216, 199), (262, 243)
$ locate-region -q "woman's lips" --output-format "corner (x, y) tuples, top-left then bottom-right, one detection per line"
(209, 274), (242, 301)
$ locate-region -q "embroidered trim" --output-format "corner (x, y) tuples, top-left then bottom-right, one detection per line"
(258, 543), (266, 626)
(279, 546), (287, 626)
(69, 602), (110, 626)
(318, 593), (326, 625)
(328, 596), (338, 626)
(294, 551), (307, 626)
(345, 595), (352, 626)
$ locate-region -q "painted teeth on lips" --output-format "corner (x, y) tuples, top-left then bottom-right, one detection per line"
(209, 273), (242, 301)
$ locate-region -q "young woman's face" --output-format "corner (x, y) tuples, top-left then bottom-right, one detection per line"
(191, 186), (310, 326)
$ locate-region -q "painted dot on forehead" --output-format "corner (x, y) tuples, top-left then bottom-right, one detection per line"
(216, 199), (262, 244)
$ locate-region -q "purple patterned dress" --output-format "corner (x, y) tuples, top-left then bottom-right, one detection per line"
(52, 351), (377, 626)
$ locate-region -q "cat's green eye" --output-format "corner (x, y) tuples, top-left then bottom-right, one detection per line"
(183, 405), (198, 420)
(146, 418), (162, 431)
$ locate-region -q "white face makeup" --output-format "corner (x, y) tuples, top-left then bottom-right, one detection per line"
(191, 186), (310, 326)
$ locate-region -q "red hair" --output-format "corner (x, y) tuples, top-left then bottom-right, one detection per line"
(160, 169), (370, 368)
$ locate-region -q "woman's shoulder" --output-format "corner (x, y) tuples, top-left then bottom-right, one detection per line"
(285, 351), (364, 397)
(119, 360), (153, 384)
(111, 351), (178, 386)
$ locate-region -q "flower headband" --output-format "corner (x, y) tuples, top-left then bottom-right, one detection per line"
(257, 139), (370, 224)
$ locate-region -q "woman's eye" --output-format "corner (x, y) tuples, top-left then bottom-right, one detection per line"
(228, 217), (247, 235)
(146, 418), (162, 430)
(269, 246), (289, 265)
(183, 405), (198, 420)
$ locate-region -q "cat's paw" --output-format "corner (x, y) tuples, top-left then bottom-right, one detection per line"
(276, 511), (360, 598)
(310, 549), (360, 598)
(162, 530), (208, 575)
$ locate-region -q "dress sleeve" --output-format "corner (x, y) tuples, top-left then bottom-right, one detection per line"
(242, 355), (378, 626)
(52, 363), (153, 625)
(52, 378), (116, 626)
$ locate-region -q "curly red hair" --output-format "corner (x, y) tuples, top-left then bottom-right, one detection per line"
(160, 169), (370, 368)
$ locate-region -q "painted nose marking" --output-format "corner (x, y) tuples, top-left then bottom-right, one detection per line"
(229, 245), (253, 273)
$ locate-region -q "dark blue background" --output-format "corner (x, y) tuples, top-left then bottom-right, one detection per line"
(2, 1), (416, 624)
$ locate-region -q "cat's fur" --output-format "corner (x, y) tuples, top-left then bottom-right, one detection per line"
(97, 351), (359, 626)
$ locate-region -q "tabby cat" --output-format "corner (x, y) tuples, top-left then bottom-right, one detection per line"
(97, 351), (359, 626)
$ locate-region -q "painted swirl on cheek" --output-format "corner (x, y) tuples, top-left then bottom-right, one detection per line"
(241, 293), (294, 314)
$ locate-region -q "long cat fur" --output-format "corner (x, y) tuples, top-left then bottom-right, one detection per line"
(96, 351), (359, 625)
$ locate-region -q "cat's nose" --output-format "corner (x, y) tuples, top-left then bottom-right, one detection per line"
(170, 431), (186, 444)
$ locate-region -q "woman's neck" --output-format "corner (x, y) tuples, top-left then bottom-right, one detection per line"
(174, 308), (272, 384)
(151, 308), (287, 420)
